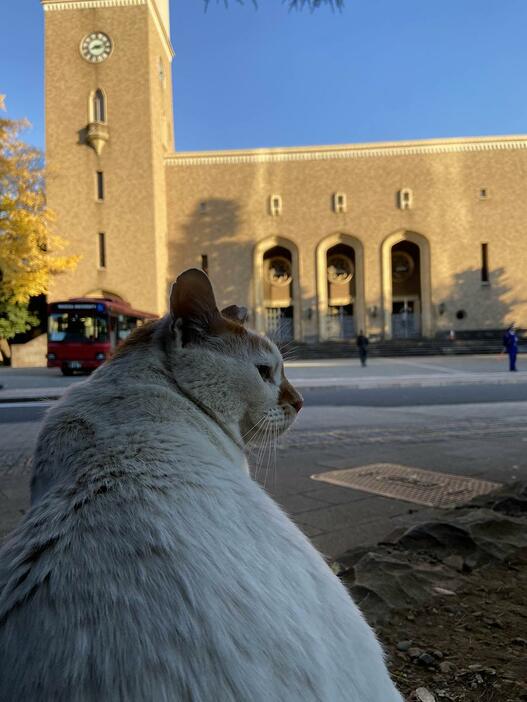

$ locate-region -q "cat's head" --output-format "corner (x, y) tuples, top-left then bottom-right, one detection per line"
(168, 268), (303, 445)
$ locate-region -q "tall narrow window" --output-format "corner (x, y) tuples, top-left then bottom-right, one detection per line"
(201, 254), (209, 275)
(398, 188), (413, 210)
(96, 171), (104, 201)
(333, 192), (347, 214)
(93, 89), (106, 123)
(481, 243), (489, 283)
(98, 232), (106, 269)
(269, 195), (282, 216)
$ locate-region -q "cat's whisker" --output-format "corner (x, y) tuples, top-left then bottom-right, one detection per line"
(263, 420), (275, 489)
(262, 421), (273, 486)
(278, 339), (296, 352)
(254, 420), (270, 482)
(242, 414), (268, 442)
(281, 350), (299, 361)
(280, 349), (299, 361)
(273, 422), (278, 493)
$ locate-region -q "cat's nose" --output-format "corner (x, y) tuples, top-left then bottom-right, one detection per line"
(292, 397), (303, 413)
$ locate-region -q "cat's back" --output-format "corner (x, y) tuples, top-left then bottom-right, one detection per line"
(1, 452), (398, 702)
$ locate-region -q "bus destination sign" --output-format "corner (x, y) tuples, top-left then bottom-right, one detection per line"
(56, 303), (106, 311)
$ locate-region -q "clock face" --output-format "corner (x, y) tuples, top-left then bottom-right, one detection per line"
(80, 32), (112, 63)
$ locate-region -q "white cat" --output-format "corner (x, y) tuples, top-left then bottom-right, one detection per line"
(0, 269), (402, 701)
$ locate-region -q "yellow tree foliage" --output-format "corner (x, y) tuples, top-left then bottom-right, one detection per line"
(0, 115), (78, 340)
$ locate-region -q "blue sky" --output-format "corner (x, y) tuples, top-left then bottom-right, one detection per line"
(1, 0), (527, 151)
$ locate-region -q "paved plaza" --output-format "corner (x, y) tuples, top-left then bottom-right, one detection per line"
(1, 355), (526, 556)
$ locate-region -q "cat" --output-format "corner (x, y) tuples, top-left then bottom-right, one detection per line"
(0, 269), (402, 701)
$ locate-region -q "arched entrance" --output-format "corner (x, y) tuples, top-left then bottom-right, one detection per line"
(316, 233), (365, 341)
(381, 231), (432, 338)
(253, 237), (301, 342)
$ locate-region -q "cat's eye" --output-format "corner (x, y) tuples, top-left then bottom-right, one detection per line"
(256, 364), (273, 382)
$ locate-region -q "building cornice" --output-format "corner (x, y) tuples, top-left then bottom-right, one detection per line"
(165, 135), (527, 167)
(41, 0), (175, 60)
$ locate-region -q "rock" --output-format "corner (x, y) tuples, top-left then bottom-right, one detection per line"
(329, 560), (350, 576)
(464, 555), (477, 571)
(443, 554), (464, 571)
(417, 652), (436, 667)
(408, 647), (423, 659)
(396, 640), (413, 652)
(439, 660), (454, 674)
(483, 617), (503, 628)
(433, 586), (457, 596)
(415, 687), (436, 702)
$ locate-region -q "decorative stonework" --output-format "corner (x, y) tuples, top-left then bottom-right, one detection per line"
(327, 254), (354, 284)
(392, 251), (415, 283)
(86, 122), (109, 155)
(165, 136), (527, 167)
(41, 0), (174, 59)
(43, 0), (145, 11)
(267, 257), (292, 286)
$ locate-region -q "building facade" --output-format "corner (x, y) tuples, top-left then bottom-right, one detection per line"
(43, 0), (527, 342)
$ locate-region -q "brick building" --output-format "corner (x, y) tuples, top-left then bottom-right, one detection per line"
(43, 0), (527, 342)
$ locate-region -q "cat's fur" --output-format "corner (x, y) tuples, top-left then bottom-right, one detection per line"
(0, 269), (402, 701)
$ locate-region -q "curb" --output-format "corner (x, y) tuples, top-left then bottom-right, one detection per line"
(0, 395), (62, 404)
(0, 387), (66, 404)
(1, 373), (526, 403)
(293, 375), (527, 391)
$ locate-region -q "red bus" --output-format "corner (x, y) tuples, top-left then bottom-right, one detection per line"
(47, 298), (157, 375)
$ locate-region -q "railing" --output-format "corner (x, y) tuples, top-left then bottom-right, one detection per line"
(392, 313), (421, 338)
(265, 308), (294, 342)
(325, 312), (355, 340)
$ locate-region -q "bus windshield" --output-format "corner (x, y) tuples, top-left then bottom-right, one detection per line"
(48, 312), (109, 343)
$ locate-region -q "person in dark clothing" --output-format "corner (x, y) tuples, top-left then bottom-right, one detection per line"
(503, 323), (519, 371)
(356, 330), (369, 367)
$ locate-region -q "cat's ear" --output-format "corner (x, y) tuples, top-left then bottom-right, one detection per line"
(221, 305), (248, 326)
(170, 269), (223, 345)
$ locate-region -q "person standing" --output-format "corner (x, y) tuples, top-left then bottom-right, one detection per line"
(503, 323), (519, 372)
(356, 330), (369, 367)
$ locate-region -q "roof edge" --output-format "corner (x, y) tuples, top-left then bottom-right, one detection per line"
(165, 134), (527, 166)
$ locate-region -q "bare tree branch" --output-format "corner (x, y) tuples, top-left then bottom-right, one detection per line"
(285, 0), (344, 9)
(203, 0), (344, 11)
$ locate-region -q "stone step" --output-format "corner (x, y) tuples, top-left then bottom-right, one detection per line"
(285, 339), (512, 359)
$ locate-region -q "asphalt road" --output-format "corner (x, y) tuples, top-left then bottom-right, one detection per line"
(2, 381), (527, 427)
(301, 382), (527, 407)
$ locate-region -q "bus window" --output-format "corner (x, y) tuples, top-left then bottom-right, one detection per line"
(117, 315), (139, 341)
(49, 312), (109, 343)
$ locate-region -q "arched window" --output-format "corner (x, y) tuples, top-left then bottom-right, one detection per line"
(92, 89), (106, 123)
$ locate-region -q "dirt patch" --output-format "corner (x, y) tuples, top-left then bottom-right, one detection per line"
(334, 483), (527, 701)
(379, 552), (527, 701)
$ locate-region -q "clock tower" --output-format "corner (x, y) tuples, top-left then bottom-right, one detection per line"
(42, 0), (174, 314)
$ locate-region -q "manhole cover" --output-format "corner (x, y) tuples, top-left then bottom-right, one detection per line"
(310, 463), (501, 508)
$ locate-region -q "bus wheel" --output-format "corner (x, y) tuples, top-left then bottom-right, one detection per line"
(61, 368), (74, 376)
